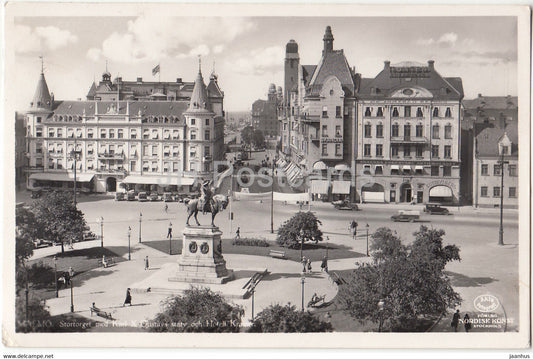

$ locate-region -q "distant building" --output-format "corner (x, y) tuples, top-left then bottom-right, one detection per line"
(24, 60), (225, 193)
(472, 122), (518, 208)
(251, 84), (281, 137)
(279, 26), (464, 204)
(460, 95), (518, 204)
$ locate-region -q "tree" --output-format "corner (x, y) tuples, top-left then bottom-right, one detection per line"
(276, 211), (323, 249)
(149, 287), (243, 332)
(248, 304), (332, 333)
(252, 129), (265, 149)
(241, 126), (254, 147)
(29, 191), (88, 254)
(338, 226), (461, 331)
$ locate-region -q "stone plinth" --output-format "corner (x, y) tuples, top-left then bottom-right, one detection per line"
(169, 225), (234, 284)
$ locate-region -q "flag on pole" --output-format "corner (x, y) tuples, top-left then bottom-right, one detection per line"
(152, 64), (160, 76)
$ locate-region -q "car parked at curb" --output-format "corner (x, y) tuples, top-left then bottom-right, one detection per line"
(149, 193), (159, 201)
(114, 192), (125, 201)
(137, 192), (148, 202)
(423, 202), (451, 215)
(391, 210), (420, 222)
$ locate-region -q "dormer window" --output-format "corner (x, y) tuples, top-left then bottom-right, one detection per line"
(501, 145), (509, 155)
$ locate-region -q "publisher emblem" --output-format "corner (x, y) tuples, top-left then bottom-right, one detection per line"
(473, 294), (500, 312)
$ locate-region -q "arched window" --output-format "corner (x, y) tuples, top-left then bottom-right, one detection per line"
(445, 107), (452, 117)
(391, 123), (399, 137)
(404, 124), (411, 138)
(392, 107), (399, 117)
(365, 107), (372, 117)
(377, 107), (383, 117)
(433, 107), (439, 117)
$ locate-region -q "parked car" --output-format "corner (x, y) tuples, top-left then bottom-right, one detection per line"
(332, 199), (359, 211)
(138, 192), (148, 202)
(127, 190), (136, 201)
(423, 203), (451, 215)
(114, 192), (125, 201)
(149, 193), (159, 202)
(33, 239), (53, 248)
(82, 230), (96, 241)
(391, 210), (420, 222)
(163, 192), (173, 202)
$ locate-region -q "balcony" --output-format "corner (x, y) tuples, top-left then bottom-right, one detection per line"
(300, 114), (320, 123)
(98, 152), (125, 160)
(390, 136), (428, 143)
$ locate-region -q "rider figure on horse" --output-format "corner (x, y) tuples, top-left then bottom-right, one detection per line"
(199, 180), (213, 215)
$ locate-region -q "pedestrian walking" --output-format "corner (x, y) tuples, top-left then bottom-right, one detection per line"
(144, 256), (149, 270)
(321, 256), (328, 272)
(167, 222), (172, 239)
(64, 271), (71, 286)
(301, 256), (307, 273)
(235, 227), (241, 239)
(307, 258), (312, 272)
(123, 288), (132, 307)
(164, 204), (168, 213)
(451, 309), (460, 332)
(68, 266), (75, 279)
(463, 313), (470, 332)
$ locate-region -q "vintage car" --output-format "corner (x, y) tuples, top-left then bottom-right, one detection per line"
(137, 192), (148, 202)
(423, 203), (451, 215)
(163, 192), (174, 202)
(391, 210), (420, 222)
(126, 190), (136, 201)
(114, 192), (125, 201)
(82, 230), (96, 241)
(33, 239), (53, 248)
(332, 199), (359, 211)
(149, 193), (159, 202)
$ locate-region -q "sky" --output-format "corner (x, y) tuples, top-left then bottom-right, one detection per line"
(10, 15), (517, 112)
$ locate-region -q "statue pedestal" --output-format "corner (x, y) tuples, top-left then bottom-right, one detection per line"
(169, 225), (234, 284)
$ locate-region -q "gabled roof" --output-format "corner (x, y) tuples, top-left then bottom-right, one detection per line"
(463, 95), (518, 110)
(302, 65), (317, 86)
(476, 121), (518, 157)
(307, 50), (355, 96)
(357, 62), (463, 100)
(207, 78), (224, 98)
(30, 72), (53, 111)
(87, 81), (97, 98)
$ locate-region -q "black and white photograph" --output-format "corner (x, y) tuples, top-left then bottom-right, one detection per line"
(2, 2), (530, 353)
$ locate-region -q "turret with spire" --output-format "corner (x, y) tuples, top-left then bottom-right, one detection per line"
(323, 25), (334, 55)
(29, 58), (53, 112)
(185, 57), (213, 114)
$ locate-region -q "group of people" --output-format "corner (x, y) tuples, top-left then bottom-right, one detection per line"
(57, 266), (75, 288)
(451, 309), (472, 332)
(301, 257), (312, 272)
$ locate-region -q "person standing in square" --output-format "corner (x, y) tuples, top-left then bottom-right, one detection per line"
(144, 256), (149, 270)
(167, 222), (173, 239)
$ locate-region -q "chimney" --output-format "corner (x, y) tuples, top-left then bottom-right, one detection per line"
(50, 92), (54, 106)
(384, 61), (390, 70)
(176, 78), (182, 83)
(428, 60), (435, 70)
(137, 77), (143, 83)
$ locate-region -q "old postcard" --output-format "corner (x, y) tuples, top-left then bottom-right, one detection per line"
(2, 2), (530, 350)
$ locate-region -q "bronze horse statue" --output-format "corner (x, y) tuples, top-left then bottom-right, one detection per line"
(185, 194), (229, 226)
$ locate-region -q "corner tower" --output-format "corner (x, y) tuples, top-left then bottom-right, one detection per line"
(284, 39), (299, 107)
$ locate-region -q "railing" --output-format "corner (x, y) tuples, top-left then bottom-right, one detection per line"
(98, 153), (125, 159)
(390, 136), (428, 143)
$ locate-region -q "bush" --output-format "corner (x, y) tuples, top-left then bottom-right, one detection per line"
(232, 237), (270, 247)
(248, 304), (333, 333)
(276, 211), (323, 249)
(149, 287), (244, 332)
(16, 295), (53, 333)
(27, 261), (56, 289)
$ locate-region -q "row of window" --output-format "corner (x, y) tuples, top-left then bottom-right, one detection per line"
(363, 123), (453, 139)
(360, 165), (453, 177)
(321, 106), (343, 118)
(35, 127), (211, 141)
(321, 143), (342, 156)
(362, 144), (452, 158)
(321, 125), (343, 137)
(480, 186), (517, 198)
(481, 163), (517, 176)
(364, 106), (453, 118)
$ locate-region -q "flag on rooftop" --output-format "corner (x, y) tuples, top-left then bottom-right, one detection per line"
(152, 64), (160, 76)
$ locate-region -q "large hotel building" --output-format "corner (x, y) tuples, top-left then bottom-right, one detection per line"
(25, 62), (225, 193)
(279, 26), (464, 204)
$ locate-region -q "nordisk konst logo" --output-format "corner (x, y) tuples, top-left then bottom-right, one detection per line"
(473, 294), (500, 312)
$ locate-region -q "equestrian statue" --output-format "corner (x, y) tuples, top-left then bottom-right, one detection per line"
(185, 180), (229, 227)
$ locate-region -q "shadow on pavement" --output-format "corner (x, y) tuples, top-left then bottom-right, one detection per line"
(445, 271), (497, 287)
(261, 272), (324, 281)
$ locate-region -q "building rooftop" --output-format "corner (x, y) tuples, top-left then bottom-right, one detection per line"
(463, 95), (518, 110)
(476, 121), (518, 157)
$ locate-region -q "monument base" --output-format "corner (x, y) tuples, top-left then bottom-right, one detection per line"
(169, 225), (234, 284)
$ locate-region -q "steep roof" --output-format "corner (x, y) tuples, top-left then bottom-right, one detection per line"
(207, 78), (224, 98)
(307, 50), (355, 96)
(358, 61), (463, 100)
(87, 81), (97, 98)
(463, 95), (518, 110)
(302, 65), (317, 86)
(476, 122), (518, 157)
(184, 66), (213, 115)
(30, 72), (53, 111)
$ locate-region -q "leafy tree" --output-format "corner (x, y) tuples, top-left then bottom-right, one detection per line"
(16, 296), (53, 333)
(276, 211), (323, 249)
(248, 304), (332, 333)
(149, 287), (243, 332)
(252, 129), (265, 149)
(338, 226), (461, 332)
(241, 125), (254, 147)
(29, 191), (88, 253)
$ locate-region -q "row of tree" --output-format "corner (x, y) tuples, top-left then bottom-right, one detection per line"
(241, 126), (266, 149)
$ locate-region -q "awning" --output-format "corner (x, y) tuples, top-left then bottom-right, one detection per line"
(334, 164), (350, 171)
(310, 180), (330, 194)
(415, 165), (424, 171)
(390, 165), (400, 170)
(123, 175), (195, 186)
(30, 172), (95, 182)
(332, 181), (351, 194)
(313, 161), (327, 170)
(402, 166), (411, 171)
(429, 186), (453, 197)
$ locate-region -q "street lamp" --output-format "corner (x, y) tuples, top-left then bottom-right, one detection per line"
(366, 223), (370, 257)
(299, 229), (305, 262)
(97, 217), (104, 248)
(326, 236), (330, 259)
(127, 226), (131, 260)
(70, 278), (74, 313)
(498, 152), (509, 246)
(138, 212), (142, 243)
(270, 160), (274, 234)
(300, 271), (306, 312)
(53, 256), (58, 298)
(378, 299), (385, 332)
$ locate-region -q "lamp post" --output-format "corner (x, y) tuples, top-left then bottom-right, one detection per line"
(70, 278), (74, 313)
(138, 212), (142, 243)
(299, 229), (305, 262)
(366, 223), (370, 257)
(127, 226), (131, 260)
(378, 299), (385, 332)
(326, 236), (329, 259)
(98, 217), (104, 248)
(168, 222), (172, 255)
(300, 271), (306, 312)
(53, 256), (58, 298)
(70, 138), (82, 207)
(498, 152), (509, 246)
(270, 160), (274, 234)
